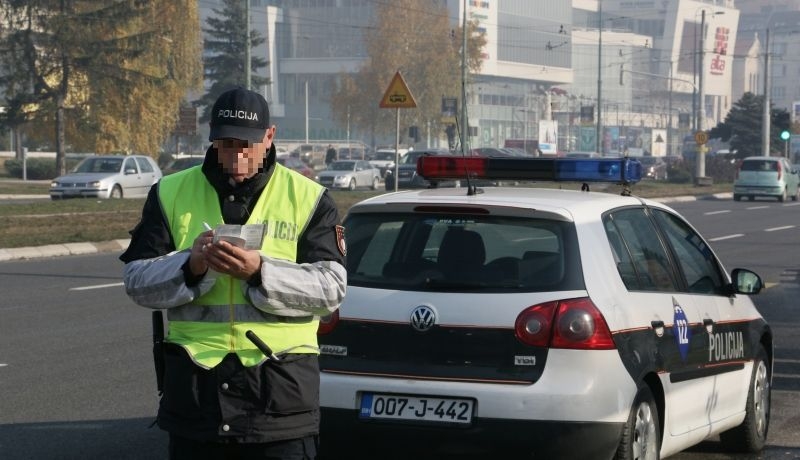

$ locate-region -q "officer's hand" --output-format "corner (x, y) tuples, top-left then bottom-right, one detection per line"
(205, 241), (262, 280)
(189, 230), (214, 276)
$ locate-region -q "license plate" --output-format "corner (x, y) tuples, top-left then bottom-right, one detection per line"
(359, 393), (474, 424)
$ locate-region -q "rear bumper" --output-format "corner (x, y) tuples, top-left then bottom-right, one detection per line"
(319, 408), (623, 459)
(733, 185), (783, 195)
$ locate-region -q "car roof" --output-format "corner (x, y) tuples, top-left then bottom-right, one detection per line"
(348, 186), (654, 220)
(742, 156), (780, 161)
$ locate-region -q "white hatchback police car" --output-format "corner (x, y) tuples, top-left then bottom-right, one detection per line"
(317, 156), (771, 460)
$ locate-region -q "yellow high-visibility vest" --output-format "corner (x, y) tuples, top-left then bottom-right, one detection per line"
(158, 163), (324, 369)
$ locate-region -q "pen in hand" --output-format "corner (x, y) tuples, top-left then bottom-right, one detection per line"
(203, 222), (213, 232)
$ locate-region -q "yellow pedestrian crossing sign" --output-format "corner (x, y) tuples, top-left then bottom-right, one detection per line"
(379, 71), (417, 109)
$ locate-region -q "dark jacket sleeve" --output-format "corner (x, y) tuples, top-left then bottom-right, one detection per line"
(119, 183), (174, 263)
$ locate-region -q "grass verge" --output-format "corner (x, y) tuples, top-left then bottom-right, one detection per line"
(0, 182), (731, 249)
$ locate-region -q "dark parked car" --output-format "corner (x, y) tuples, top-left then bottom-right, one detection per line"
(277, 155), (316, 179)
(163, 156), (204, 175)
(384, 149), (456, 190)
(637, 156), (668, 180)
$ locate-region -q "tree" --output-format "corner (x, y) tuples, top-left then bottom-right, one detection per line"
(195, 0), (269, 123)
(329, 0), (486, 147)
(0, 1), (202, 175)
(708, 92), (791, 158)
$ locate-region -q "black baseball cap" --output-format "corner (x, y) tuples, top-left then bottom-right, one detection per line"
(209, 87), (270, 143)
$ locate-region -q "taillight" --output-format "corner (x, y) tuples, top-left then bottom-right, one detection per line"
(735, 163), (742, 180)
(514, 301), (558, 347)
(317, 309), (339, 335)
(515, 298), (615, 350)
(776, 161), (782, 180)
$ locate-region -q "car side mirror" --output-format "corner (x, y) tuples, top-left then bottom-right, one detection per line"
(730, 268), (763, 295)
(125, 168), (137, 175)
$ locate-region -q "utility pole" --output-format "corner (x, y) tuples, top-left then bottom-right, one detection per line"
(696, 9), (706, 180)
(245, 0), (251, 90)
(596, 0), (603, 154)
(460, 0), (469, 155)
(762, 28), (771, 156)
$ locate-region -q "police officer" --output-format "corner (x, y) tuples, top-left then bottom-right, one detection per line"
(120, 86), (347, 460)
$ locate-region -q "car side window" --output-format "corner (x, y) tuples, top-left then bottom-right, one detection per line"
(137, 157), (154, 173)
(651, 209), (726, 295)
(604, 208), (678, 292)
(123, 158), (139, 174)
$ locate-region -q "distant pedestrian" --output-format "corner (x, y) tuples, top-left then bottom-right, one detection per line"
(325, 144), (336, 166)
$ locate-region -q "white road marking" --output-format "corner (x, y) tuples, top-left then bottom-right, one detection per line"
(774, 373), (800, 379)
(704, 210), (731, 215)
(69, 282), (125, 291)
(765, 225), (795, 232)
(0, 363), (7, 368)
(708, 234), (744, 242)
(782, 202), (800, 207)
(746, 206), (770, 210)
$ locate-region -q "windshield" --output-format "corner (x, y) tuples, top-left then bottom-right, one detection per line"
(399, 152), (425, 165)
(375, 152), (396, 161)
(330, 161), (355, 171)
(345, 212), (583, 292)
(74, 157), (123, 173)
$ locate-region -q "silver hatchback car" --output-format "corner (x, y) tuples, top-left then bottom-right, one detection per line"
(50, 155), (162, 200)
(733, 156), (800, 202)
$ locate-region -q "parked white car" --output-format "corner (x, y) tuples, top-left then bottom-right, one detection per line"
(369, 148), (408, 178)
(316, 159), (381, 191)
(50, 155), (162, 200)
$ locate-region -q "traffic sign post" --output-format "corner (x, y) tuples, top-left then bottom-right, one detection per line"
(694, 130), (709, 183)
(379, 71), (417, 191)
(781, 130), (791, 158)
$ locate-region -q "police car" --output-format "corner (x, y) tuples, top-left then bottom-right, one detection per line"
(318, 156), (771, 459)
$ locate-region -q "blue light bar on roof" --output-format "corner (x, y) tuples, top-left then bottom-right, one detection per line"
(417, 156), (642, 184)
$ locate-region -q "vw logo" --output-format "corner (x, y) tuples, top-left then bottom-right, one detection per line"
(410, 305), (436, 332)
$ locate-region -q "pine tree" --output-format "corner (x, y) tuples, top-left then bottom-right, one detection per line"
(709, 92), (791, 157)
(196, 0), (269, 123)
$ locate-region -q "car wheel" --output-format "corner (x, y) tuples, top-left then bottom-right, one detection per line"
(733, 194), (741, 202)
(793, 187), (799, 201)
(348, 179), (356, 191)
(371, 177), (379, 190)
(719, 345), (770, 452)
(778, 188), (787, 202)
(615, 385), (659, 460)
(110, 185), (123, 199)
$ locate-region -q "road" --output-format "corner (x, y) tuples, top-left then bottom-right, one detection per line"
(0, 197), (798, 459)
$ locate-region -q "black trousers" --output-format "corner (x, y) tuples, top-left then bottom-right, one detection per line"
(168, 434), (318, 460)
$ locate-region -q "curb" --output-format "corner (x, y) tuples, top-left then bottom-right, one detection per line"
(0, 239), (131, 262)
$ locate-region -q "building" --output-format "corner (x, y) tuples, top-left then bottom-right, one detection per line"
(196, 0), (751, 156)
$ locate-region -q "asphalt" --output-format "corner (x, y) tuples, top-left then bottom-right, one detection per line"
(0, 192), (734, 262)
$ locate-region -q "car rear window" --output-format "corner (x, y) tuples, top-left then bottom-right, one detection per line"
(741, 160), (778, 172)
(345, 212), (584, 292)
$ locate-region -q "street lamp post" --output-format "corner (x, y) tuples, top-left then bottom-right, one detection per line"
(596, 0), (603, 154)
(695, 8), (724, 181)
(697, 8), (707, 179)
